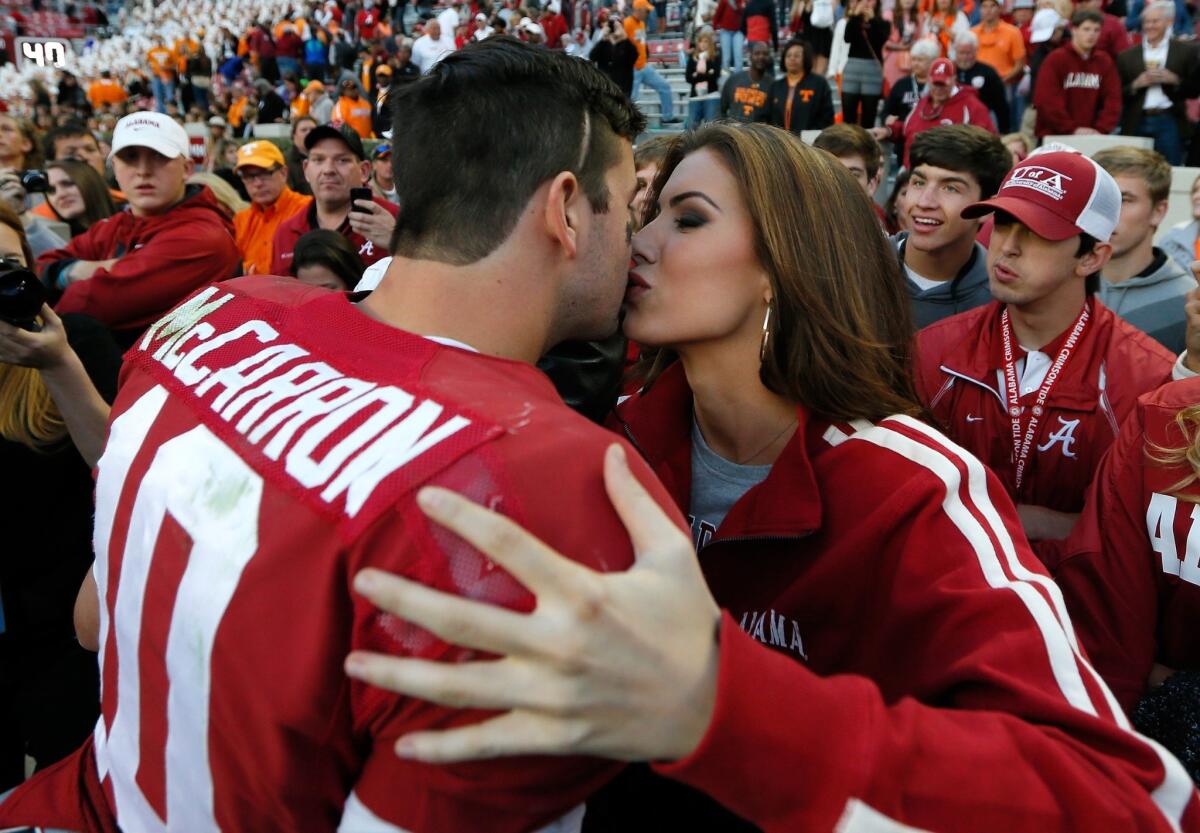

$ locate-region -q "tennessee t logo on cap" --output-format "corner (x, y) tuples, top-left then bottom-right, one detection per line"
(960, 144), (1120, 242)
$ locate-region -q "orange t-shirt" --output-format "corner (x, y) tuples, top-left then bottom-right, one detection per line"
(228, 97), (249, 129)
(233, 187), (312, 275)
(291, 96), (311, 120)
(333, 96), (373, 138)
(146, 46), (178, 81)
(87, 78), (127, 108)
(972, 21), (1025, 80)
(624, 16), (648, 70)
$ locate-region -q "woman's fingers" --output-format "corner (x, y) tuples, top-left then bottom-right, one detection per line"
(415, 486), (591, 598)
(601, 444), (693, 568)
(393, 709), (587, 763)
(352, 567), (537, 657)
(345, 651), (559, 714)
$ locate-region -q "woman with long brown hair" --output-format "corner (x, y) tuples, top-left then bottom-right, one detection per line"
(0, 202), (120, 793)
(346, 122), (1193, 832)
(45, 159), (117, 239)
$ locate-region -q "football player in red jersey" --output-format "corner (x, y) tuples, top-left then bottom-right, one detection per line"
(344, 124), (1200, 832)
(0, 39), (675, 833)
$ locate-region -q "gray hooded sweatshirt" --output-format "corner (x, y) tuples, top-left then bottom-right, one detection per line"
(892, 232), (992, 331)
(1098, 248), (1192, 354)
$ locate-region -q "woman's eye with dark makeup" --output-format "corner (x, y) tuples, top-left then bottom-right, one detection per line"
(674, 212), (705, 230)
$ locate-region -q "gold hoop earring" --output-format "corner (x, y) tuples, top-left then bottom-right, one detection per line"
(759, 301), (773, 363)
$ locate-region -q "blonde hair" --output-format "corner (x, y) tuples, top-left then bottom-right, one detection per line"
(188, 172), (249, 216)
(1148, 407), (1200, 501)
(0, 202), (65, 450)
(0, 365), (67, 449)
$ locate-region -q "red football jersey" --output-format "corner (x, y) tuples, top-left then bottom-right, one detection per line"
(1043, 376), (1200, 712)
(0, 276), (681, 833)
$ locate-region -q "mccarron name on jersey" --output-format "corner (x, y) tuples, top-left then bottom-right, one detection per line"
(132, 285), (498, 533)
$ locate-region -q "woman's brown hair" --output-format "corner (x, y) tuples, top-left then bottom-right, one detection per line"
(0, 203), (66, 449)
(635, 122), (923, 423)
(47, 158), (117, 237)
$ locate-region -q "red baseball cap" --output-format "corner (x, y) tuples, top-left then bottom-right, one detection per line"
(929, 58), (955, 84)
(961, 146), (1120, 242)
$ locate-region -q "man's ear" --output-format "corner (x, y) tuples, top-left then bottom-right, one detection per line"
(1078, 241), (1113, 277)
(359, 159), (372, 183)
(543, 170), (583, 260)
(1150, 198), (1169, 230)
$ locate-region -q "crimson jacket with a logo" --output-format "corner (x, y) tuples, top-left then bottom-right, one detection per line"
(915, 299), (1173, 512)
(1040, 377), (1200, 713)
(604, 363), (1199, 833)
(269, 196), (397, 275)
(38, 185), (239, 336)
(1032, 42), (1122, 136)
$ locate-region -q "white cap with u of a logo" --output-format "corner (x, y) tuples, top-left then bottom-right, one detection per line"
(109, 111), (190, 161)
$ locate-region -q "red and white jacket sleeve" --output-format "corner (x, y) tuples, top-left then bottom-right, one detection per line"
(654, 416), (1198, 833)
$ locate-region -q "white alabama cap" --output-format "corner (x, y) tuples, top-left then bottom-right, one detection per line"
(109, 111), (190, 161)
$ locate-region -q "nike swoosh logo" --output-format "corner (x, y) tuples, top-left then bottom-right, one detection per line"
(966, 415), (984, 422)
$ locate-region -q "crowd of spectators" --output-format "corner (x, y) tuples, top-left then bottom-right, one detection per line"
(7, 0), (1200, 829)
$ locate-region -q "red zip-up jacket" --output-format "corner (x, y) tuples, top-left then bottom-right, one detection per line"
(1040, 377), (1200, 713)
(1032, 42), (1122, 136)
(884, 85), (996, 166)
(607, 363), (1198, 832)
(38, 185), (240, 336)
(915, 299), (1173, 512)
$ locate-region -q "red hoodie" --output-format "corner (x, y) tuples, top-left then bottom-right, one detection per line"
(39, 185), (239, 335)
(885, 85), (996, 166)
(1032, 42), (1122, 136)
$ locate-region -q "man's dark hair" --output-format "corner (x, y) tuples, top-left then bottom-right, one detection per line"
(1071, 8), (1104, 26)
(389, 37), (646, 264)
(908, 125), (1012, 199)
(42, 121), (98, 163)
(813, 124), (883, 181)
(780, 38), (814, 75)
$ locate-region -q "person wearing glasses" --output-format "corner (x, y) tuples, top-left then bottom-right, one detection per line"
(231, 140), (313, 275)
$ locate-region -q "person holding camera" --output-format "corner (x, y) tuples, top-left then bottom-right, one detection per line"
(270, 124), (398, 275)
(0, 203), (120, 793)
(591, 14), (639, 97)
(0, 170), (67, 259)
(37, 112), (240, 346)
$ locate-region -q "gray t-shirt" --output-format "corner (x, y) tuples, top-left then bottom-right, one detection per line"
(689, 417), (772, 550)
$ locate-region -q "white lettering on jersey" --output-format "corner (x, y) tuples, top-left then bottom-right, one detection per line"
(1064, 71), (1101, 89)
(139, 290), (472, 518)
(96, 397), (264, 831)
(1036, 416), (1079, 458)
(360, 240), (375, 258)
(1146, 492), (1200, 586)
(739, 609), (808, 659)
